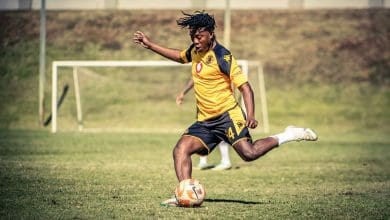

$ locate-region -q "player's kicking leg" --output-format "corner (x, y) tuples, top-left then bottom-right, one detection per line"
(272, 126), (318, 145)
(233, 125), (318, 162)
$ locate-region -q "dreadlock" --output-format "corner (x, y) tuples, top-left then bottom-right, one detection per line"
(176, 11), (216, 33)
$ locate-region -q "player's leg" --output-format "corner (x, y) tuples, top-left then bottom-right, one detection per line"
(161, 121), (218, 207)
(232, 137), (278, 161)
(173, 135), (205, 181)
(198, 155), (208, 167)
(212, 141), (232, 170)
(199, 155), (208, 166)
(161, 135), (205, 207)
(224, 105), (318, 162)
(195, 155), (213, 170)
(232, 126), (318, 161)
(272, 126), (318, 145)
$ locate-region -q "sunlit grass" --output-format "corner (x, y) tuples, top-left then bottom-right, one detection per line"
(0, 9), (389, 218)
(0, 130), (389, 219)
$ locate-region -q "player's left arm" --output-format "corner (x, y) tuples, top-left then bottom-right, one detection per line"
(176, 78), (194, 106)
(238, 82), (258, 129)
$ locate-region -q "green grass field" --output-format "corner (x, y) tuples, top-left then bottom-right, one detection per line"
(0, 130), (389, 219)
(0, 9), (389, 219)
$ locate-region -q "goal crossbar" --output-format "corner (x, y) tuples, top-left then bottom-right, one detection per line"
(51, 60), (269, 133)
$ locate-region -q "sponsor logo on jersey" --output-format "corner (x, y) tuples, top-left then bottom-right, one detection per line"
(196, 62), (203, 73)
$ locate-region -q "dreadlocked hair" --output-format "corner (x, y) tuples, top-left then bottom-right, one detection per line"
(176, 11), (216, 32)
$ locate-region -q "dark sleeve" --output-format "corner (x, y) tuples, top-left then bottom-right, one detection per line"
(185, 44), (195, 62)
(213, 44), (232, 76)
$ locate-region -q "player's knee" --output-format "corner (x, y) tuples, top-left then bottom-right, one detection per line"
(234, 143), (257, 162)
(173, 144), (181, 157)
(173, 142), (189, 157)
(240, 151), (257, 162)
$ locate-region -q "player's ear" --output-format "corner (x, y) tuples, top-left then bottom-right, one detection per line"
(210, 31), (215, 40)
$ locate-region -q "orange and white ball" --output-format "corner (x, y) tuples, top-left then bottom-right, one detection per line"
(175, 178), (206, 207)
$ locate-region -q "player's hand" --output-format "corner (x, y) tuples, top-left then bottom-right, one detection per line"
(246, 117), (258, 129)
(176, 93), (185, 106)
(133, 31), (150, 48)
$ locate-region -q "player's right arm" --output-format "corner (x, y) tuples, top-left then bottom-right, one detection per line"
(133, 31), (184, 63)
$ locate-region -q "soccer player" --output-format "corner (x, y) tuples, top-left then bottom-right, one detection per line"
(176, 78), (232, 171)
(133, 11), (318, 206)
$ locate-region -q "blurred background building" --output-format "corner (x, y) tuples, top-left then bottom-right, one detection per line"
(0, 0), (389, 10)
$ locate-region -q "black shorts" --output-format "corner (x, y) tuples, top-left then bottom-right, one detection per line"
(183, 105), (252, 155)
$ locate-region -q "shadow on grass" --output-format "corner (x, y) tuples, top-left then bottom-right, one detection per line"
(205, 198), (270, 205)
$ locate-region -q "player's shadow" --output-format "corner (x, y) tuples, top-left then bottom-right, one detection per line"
(205, 198), (270, 205)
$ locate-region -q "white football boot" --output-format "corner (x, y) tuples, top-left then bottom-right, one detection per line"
(284, 126), (318, 142)
(194, 162), (214, 170)
(211, 162), (232, 171)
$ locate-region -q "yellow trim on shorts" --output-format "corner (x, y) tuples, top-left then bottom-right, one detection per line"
(227, 105), (246, 136)
(182, 134), (211, 155)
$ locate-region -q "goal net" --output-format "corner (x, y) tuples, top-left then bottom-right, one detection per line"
(51, 60), (269, 134)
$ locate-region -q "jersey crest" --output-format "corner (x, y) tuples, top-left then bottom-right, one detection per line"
(205, 55), (213, 65)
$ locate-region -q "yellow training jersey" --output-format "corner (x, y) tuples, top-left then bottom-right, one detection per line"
(180, 43), (248, 121)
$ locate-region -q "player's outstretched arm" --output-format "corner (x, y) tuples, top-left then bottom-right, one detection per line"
(239, 82), (258, 129)
(133, 31), (184, 63)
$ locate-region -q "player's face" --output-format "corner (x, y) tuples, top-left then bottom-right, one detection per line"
(189, 28), (213, 52)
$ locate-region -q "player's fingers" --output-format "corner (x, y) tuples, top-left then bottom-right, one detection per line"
(246, 119), (258, 129)
(133, 40), (143, 46)
(141, 43), (149, 48)
(251, 122), (258, 129)
(134, 30), (143, 36)
(177, 100), (183, 106)
(133, 35), (141, 42)
(133, 34), (143, 40)
(133, 31), (143, 39)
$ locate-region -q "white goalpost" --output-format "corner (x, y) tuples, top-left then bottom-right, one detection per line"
(51, 60), (269, 133)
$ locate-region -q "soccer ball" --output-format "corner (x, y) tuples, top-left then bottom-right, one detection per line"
(175, 178), (206, 207)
